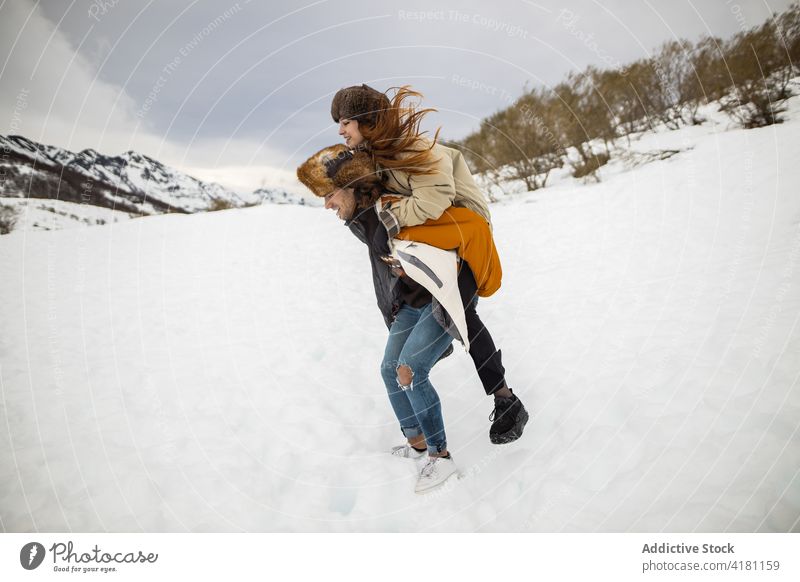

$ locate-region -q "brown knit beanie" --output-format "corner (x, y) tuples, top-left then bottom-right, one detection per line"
(296, 144), (379, 198)
(330, 84), (390, 126)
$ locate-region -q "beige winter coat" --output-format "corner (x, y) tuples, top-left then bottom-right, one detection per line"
(378, 139), (492, 229)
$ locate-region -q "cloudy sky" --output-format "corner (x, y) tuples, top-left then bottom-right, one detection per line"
(1, 0), (793, 193)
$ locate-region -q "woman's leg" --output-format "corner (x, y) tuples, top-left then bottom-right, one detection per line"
(459, 262), (508, 395)
(395, 303), (455, 455)
(458, 262), (528, 443)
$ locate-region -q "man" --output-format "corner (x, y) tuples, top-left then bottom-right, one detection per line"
(297, 146), (528, 493)
(299, 145), (465, 493)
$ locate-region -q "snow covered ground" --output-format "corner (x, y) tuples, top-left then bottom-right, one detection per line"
(0, 198), (132, 232)
(1, 99), (798, 532)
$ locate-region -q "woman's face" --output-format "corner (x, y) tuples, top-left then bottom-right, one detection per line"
(338, 118), (365, 148)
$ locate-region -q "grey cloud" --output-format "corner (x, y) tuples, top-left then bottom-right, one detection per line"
(7, 0), (795, 178)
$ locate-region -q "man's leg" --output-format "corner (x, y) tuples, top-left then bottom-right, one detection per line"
(394, 303), (456, 457)
(384, 304), (460, 493)
(381, 305), (428, 450)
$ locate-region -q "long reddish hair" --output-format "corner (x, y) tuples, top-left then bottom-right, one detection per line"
(359, 86), (441, 176)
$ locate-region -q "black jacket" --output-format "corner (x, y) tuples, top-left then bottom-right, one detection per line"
(346, 205), (476, 332)
(346, 206), (405, 329)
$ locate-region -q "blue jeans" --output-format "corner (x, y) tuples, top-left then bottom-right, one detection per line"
(380, 303), (454, 454)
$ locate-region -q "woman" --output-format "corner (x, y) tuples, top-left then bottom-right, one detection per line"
(330, 84), (529, 445)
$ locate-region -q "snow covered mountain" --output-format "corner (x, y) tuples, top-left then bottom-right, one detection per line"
(253, 186), (321, 207)
(1, 96), (797, 532)
(0, 135), (300, 232)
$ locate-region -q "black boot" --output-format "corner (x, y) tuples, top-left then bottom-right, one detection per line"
(489, 390), (529, 444)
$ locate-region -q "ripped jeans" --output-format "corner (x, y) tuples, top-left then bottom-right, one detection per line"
(380, 303), (454, 454)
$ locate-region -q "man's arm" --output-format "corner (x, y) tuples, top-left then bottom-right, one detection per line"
(348, 212), (400, 329)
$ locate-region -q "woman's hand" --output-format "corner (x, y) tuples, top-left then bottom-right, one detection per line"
(380, 255), (407, 278)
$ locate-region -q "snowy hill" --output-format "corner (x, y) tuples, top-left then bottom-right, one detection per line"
(0, 99), (798, 532)
(0, 135), (300, 232)
(253, 187), (322, 207)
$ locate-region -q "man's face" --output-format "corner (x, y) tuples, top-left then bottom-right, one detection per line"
(338, 118), (365, 147)
(324, 188), (356, 221)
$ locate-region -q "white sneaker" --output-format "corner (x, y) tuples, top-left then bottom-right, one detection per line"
(390, 443), (427, 459)
(415, 455), (459, 494)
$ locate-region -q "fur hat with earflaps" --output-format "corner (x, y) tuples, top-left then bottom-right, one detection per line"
(330, 84), (390, 126)
(296, 144), (380, 198)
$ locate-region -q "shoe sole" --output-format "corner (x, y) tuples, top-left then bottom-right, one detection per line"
(490, 407), (530, 445)
(390, 446), (427, 460)
(414, 470), (463, 495)
(391, 452), (427, 460)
